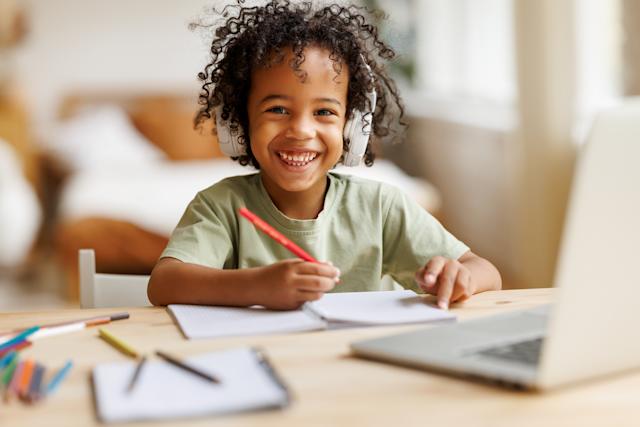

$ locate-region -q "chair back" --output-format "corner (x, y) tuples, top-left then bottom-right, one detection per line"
(79, 249), (151, 308)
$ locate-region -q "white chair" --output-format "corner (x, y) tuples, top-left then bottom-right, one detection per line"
(79, 249), (151, 308)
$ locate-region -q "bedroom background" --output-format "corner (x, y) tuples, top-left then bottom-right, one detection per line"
(0, 0), (635, 310)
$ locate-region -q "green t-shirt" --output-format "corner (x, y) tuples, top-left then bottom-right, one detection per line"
(161, 172), (469, 292)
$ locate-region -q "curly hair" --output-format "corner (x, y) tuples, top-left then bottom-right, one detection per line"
(193, 0), (406, 168)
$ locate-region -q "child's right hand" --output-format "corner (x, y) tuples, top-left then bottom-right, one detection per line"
(256, 259), (340, 310)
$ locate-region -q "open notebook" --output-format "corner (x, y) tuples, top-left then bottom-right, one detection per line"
(168, 290), (455, 340)
(93, 347), (289, 423)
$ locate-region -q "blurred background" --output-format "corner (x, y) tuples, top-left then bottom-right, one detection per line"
(0, 0), (636, 311)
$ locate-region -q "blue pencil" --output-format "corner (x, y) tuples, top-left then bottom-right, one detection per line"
(0, 326), (40, 352)
(0, 350), (17, 370)
(45, 360), (73, 396)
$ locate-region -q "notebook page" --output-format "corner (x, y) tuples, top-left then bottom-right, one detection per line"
(168, 304), (327, 339)
(93, 347), (289, 423)
(305, 290), (456, 325)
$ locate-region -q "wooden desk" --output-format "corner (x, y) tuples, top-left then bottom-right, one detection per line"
(1, 289), (638, 426)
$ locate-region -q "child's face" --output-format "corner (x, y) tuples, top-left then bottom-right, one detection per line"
(247, 46), (348, 195)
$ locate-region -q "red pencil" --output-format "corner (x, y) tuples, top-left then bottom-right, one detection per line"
(0, 340), (32, 358)
(238, 207), (318, 263)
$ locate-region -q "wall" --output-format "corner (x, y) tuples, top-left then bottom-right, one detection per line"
(385, 112), (524, 289)
(12, 0), (213, 138)
(8, 0), (570, 290)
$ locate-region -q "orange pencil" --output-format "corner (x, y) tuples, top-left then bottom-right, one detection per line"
(18, 358), (35, 400)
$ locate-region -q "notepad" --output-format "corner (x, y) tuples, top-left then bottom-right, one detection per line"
(306, 290), (456, 326)
(168, 304), (327, 339)
(169, 290), (455, 340)
(93, 347), (289, 423)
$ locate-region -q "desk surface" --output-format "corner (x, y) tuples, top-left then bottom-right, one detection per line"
(1, 288), (638, 426)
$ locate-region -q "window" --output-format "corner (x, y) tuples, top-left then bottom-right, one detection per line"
(372, 0), (516, 103)
(574, 0), (623, 141)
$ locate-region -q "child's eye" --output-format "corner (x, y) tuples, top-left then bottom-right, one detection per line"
(315, 109), (336, 117)
(266, 106), (287, 115)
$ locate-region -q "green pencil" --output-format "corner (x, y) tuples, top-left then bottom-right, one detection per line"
(1, 355), (18, 388)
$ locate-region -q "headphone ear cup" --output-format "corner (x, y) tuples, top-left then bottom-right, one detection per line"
(215, 106), (247, 157)
(342, 109), (370, 167)
(342, 70), (377, 167)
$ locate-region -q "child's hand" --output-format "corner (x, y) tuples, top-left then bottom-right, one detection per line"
(257, 259), (340, 310)
(415, 256), (475, 310)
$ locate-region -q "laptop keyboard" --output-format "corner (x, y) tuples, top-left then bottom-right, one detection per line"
(475, 337), (544, 366)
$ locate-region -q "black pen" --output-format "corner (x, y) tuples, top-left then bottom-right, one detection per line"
(155, 351), (220, 384)
(126, 356), (147, 393)
(252, 347), (291, 406)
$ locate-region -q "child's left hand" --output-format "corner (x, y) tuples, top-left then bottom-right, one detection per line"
(415, 256), (475, 310)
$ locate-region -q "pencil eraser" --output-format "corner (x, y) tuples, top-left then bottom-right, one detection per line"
(110, 313), (130, 321)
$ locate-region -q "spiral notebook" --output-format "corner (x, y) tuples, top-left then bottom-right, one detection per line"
(169, 290), (455, 339)
(93, 347), (289, 423)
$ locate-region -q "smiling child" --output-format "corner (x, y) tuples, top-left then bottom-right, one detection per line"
(147, 0), (501, 310)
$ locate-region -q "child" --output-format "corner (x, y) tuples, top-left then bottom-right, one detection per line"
(148, 0), (501, 310)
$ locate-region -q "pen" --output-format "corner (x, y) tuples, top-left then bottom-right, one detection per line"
(239, 207), (318, 263)
(252, 347), (291, 406)
(155, 350), (220, 384)
(126, 356), (147, 393)
(98, 329), (139, 359)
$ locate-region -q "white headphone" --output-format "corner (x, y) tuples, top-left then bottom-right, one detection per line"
(214, 60), (377, 167)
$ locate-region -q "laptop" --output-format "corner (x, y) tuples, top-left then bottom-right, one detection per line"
(351, 99), (640, 390)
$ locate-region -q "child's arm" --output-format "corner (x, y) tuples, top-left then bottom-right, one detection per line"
(147, 257), (341, 310)
(414, 251), (502, 310)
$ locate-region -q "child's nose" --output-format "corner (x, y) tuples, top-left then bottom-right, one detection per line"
(284, 114), (315, 140)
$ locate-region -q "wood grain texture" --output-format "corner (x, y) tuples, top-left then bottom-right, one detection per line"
(1, 289), (638, 427)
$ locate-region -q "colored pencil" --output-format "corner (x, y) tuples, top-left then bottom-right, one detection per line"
(126, 356), (147, 393)
(45, 360), (73, 396)
(1, 355), (18, 388)
(18, 358), (35, 399)
(5, 360), (23, 402)
(0, 350), (17, 369)
(155, 350), (220, 384)
(0, 339), (32, 357)
(0, 312), (130, 344)
(98, 329), (139, 358)
(0, 326), (39, 352)
(30, 318), (111, 341)
(27, 364), (45, 402)
(239, 207), (318, 263)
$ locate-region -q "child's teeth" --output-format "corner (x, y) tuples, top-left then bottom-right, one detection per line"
(278, 152), (317, 165)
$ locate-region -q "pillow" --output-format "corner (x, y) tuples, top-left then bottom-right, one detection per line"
(0, 138), (41, 267)
(45, 104), (166, 172)
(129, 96), (223, 160)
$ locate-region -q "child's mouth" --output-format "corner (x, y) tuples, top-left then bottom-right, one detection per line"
(276, 151), (319, 168)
